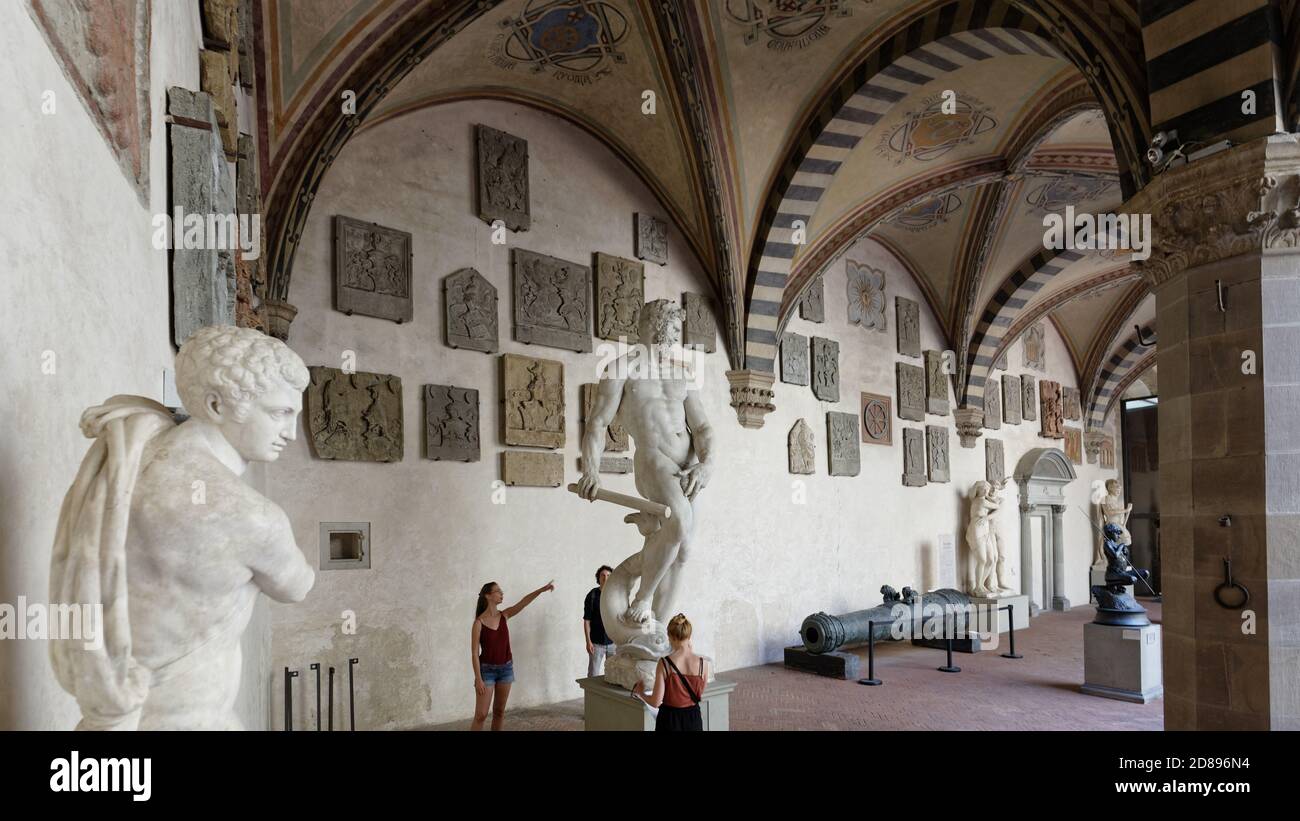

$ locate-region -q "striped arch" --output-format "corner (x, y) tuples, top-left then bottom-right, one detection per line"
(962, 247), (1086, 409)
(742, 5), (1065, 372)
(989, 267), (1140, 367)
(1086, 327), (1156, 428)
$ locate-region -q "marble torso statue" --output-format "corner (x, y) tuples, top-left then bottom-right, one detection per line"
(1093, 478), (1132, 565)
(49, 325), (315, 730)
(967, 480), (1013, 597)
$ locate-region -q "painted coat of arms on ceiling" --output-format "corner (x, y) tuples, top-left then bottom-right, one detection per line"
(888, 192), (963, 232)
(489, 0), (629, 85)
(1024, 175), (1116, 216)
(724, 0), (854, 50)
(877, 93), (997, 165)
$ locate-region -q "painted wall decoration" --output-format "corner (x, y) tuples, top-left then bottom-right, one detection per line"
(846, 259), (886, 332)
(860, 392), (892, 446)
(487, 1), (629, 85)
(877, 92), (997, 165)
(1024, 176), (1117, 216)
(444, 267), (499, 353)
(512, 248), (592, 352)
(476, 124), (530, 232)
(306, 367), (404, 463)
(333, 216), (413, 323)
(723, 0), (852, 50)
(423, 384), (480, 462)
(1022, 322), (1046, 371)
(1100, 435), (1116, 469)
(502, 353), (565, 449)
(887, 192), (964, 232)
(594, 252), (643, 342)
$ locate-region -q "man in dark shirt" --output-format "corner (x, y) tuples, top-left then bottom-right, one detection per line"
(583, 565), (615, 677)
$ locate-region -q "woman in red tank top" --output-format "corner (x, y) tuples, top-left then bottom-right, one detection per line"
(633, 613), (708, 731)
(470, 579), (554, 731)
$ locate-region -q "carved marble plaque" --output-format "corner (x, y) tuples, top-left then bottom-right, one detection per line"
(333, 215), (413, 323)
(995, 351), (1008, 371)
(1064, 428), (1082, 464)
(1022, 375), (1037, 422)
(926, 424), (950, 483)
(1040, 379), (1065, 439)
(502, 353), (565, 448)
(896, 296), (921, 358)
(444, 267), (499, 353)
(477, 124), (529, 231)
(827, 412), (861, 477)
(924, 350), (949, 415)
(986, 437), (1005, 483)
(581, 383), (628, 452)
(1100, 435), (1116, 469)
(780, 332), (809, 386)
(1002, 374), (1022, 425)
(594, 253), (643, 342)
(423, 384), (479, 461)
(812, 337), (840, 402)
(902, 428), (927, 487)
(635, 212), (667, 266)
(580, 456), (634, 474)
(306, 367), (403, 462)
(799, 276), (825, 322)
(860, 392), (892, 446)
(788, 418), (815, 475)
(501, 451), (562, 487)
(983, 380), (1002, 430)
(897, 363), (925, 421)
(1023, 322), (1046, 371)
(1062, 386), (1082, 421)
(512, 249), (591, 352)
(682, 292), (717, 353)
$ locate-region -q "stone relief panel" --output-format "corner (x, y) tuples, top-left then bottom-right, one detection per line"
(512, 249), (592, 352)
(812, 337), (840, 402)
(846, 259), (886, 331)
(827, 412), (861, 477)
(897, 363), (925, 421)
(926, 425), (950, 483)
(444, 267), (499, 353)
(306, 367), (403, 462)
(1002, 374), (1022, 425)
(579, 456), (634, 474)
(1039, 379), (1065, 439)
(477, 124), (529, 231)
(985, 437), (1005, 483)
(502, 353), (565, 449)
(788, 418), (815, 475)
(1062, 386), (1082, 421)
(1023, 322), (1046, 371)
(983, 379), (1001, 430)
(1064, 428), (1082, 464)
(924, 350), (949, 415)
(423, 384), (479, 462)
(1100, 436), (1116, 469)
(594, 253), (643, 342)
(635, 212), (667, 266)
(860, 392), (892, 446)
(780, 332), (809, 386)
(581, 383), (629, 452)
(896, 296), (921, 358)
(333, 216), (413, 323)
(902, 428), (927, 487)
(1022, 375), (1037, 422)
(799, 276), (825, 322)
(501, 451), (562, 487)
(682, 292), (717, 353)
(995, 351), (1008, 371)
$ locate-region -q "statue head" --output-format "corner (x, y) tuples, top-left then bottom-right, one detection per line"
(175, 325), (310, 463)
(971, 480), (992, 499)
(1105, 478), (1120, 495)
(638, 299), (684, 347)
(1102, 522), (1125, 543)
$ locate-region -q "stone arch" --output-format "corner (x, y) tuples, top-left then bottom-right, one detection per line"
(1085, 323), (1155, 429)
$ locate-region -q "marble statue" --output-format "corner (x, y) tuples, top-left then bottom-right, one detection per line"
(966, 479), (1013, 597)
(577, 299), (717, 689)
(49, 325), (315, 730)
(1093, 478), (1132, 565)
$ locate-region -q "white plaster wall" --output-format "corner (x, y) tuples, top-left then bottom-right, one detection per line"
(270, 98), (1122, 729)
(0, 1), (219, 729)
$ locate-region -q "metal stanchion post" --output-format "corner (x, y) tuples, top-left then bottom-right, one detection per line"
(283, 668), (298, 731)
(938, 614), (960, 672)
(328, 666), (335, 731)
(310, 663), (321, 730)
(857, 620), (882, 686)
(1001, 604), (1023, 659)
(348, 658), (359, 731)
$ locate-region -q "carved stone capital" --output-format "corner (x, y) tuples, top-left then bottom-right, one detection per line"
(725, 369), (775, 429)
(1083, 430), (1105, 465)
(1126, 135), (1300, 288)
(954, 407), (984, 448)
(263, 298), (298, 341)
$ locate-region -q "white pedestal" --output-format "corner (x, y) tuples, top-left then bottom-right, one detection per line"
(968, 594), (1030, 633)
(1080, 622), (1163, 703)
(577, 676), (737, 731)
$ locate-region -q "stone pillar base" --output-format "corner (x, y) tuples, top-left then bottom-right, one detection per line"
(576, 675), (737, 731)
(1081, 622), (1163, 704)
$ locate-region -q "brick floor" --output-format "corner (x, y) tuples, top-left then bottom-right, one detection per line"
(426, 603), (1164, 731)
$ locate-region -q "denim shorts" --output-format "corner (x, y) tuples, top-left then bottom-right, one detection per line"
(480, 660), (515, 685)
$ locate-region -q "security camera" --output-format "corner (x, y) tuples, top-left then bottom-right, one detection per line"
(1147, 130), (1180, 169)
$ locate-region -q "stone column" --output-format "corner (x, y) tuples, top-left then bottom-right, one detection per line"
(1050, 504), (1069, 610)
(1128, 135), (1300, 729)
(1019, 501), (1037, 615)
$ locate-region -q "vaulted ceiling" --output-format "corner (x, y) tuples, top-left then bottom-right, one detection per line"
(253, 0), (1156, 428)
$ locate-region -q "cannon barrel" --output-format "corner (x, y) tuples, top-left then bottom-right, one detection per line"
(800, 588), (972, 653)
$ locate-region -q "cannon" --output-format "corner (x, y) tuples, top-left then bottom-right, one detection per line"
(800, 585), (972, 654)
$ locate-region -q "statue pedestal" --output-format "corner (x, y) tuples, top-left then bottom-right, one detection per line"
(576, 676), (737, 731)
(968, 593), (1030, 633)
(1080, 622), (1163, 703)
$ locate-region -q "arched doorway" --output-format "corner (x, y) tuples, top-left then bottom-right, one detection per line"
(1014, 448), (1076, 614)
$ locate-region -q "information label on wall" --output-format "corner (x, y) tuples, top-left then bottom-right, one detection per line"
(938, 533), (956, 589)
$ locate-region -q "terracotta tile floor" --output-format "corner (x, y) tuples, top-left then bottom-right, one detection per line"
(427, 603), (1164, 731)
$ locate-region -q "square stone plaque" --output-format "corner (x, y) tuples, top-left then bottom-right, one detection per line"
(827, 411), (860, 477)
(897, 363), (925, 421)
(594, 253), (643, 343)
(1022, 375), (1037, 422)
(502, 353), (565, 449)
(635, 212), (667, 266)
(924, 350), (949, 415)
(902, 428), (927, 487)
(1002, 374), (1022, 425)
(512, 248), (592, 352)
(444, 267), (499, 353)
(926, 424), (950, 483)
(581, 383), (628, 452)
(812, 337), (839, 402)
(305, 367), (403, 462)
(501, 451), (562, 487)
(333, 215), (413, 323)
(860, 392), (892, 446)
(423, 384), (479, 462)
(682, 292), (717, 353)
(896, 296), (921, 358)
(781, 332), (809, 386)
(477, 124), (529, 231)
